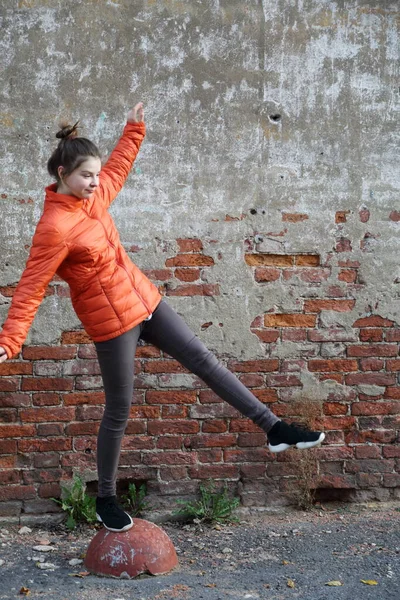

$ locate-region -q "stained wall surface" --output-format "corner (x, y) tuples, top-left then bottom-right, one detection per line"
(0, 1), (399, 514)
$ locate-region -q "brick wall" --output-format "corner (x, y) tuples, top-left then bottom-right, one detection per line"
(1, 238), (399, 520)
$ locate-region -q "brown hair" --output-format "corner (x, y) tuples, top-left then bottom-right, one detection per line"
(47, 121), (101, 182)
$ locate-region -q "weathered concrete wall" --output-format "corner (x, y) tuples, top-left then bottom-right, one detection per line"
(0, 1), (399, 516)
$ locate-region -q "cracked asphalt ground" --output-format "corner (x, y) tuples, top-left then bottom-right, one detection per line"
(0, 503), (399, 600)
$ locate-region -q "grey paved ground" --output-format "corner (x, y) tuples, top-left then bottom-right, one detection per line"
(0, 503), (399, 600)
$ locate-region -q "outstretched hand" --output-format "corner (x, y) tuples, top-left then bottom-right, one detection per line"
(0, 347), (7, 364)
(127, 102), (144, 124)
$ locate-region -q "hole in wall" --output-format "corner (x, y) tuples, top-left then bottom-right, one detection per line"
(269, 114), (281, 122)
(250, 208), (257, 215)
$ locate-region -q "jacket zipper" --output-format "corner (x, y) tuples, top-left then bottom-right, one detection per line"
(85, 209), (153, 319)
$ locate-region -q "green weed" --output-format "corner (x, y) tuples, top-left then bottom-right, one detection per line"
(52, 475), (97, 530)
(175, 479), (240, 524)
(122, 482), (151, 517)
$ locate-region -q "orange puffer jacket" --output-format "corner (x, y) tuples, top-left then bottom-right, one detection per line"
(0, 121), (162, 359)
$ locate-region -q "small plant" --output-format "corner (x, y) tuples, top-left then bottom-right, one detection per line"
(52, 475), (97, 530)
(122, 482), (151, 517)
(175, 479), (240, 524)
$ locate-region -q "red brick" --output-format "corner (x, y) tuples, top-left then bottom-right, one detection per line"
(31, 393), (61, 406)
(177, 238), (203, 253)
(165, 254), (214, 267)
(308, 359), (358, 372)
(251, 329), (280, 343)
(266, 374), (302, 387)
(229, 420), (260, 433)
(21, 377), (73, 391)
(224, 448), (268, 462)
(308, 329), (358, 342)
(283, 267), (330, 283)
(142, 451), (196, 466)
(188, 464), (239, 479)
(384, 387), (400, 399)
(0, 378), (19, 392)
(174, 268), (200, 282)
(387, 359), (400, 371)
(386, 329), (400, 342)
(254, 267), (280, 282)
(319, 416), (355, 430)
(65, 422), (99, 436)
(0, 470), (20, 484)
(146, 391), (197, 404)
(185, 434), (237, 448)
(295, 255), (320, 266)
(348, 344), (398, 357)
(0, 456), (16, 468)
(323, 402), (348, 416)
(304, 299), (355, 313)
(197, 449), (223, 463)
(33, 453), (60, 468)
(338, 269), (357, 283)
(345, 430), (397, 444)
(37, 423), (64, 437)
(382, 446), (400, 458)
(245, 254), (293, 267)
(356, 473), (381, 488)
(20, 407), (75, 422)
(353, 315), (395, 328)
(0, 408), (17, 423)
(282, 329), (307, 342)
(264, 314), (317, 328)
(240, 464), (267, 478)
(159, 466), (188, 481)
(0, 439), (17, 453)
(317, 474), (355, 488)
(156, 436), (184, 449)
(61, 331), (92, 344)
(144, 360), (188, 374)
(0, 393), (31, 407)
(166, 283), (219, 296)
(121, 436), (155, 450)
(202, 420), (228, 433)
(338, 260), (361, 268)
(237, 433), (266, 447)
(335, 210), (350, 223)
(359, 329), (383, 342)
(389, 210), (400, 222)
(63, 392), (104, 406)
(142, 268), (172, 281)
(360, 358), (385, 371)
(351, 401), (400, 416)
(0, 362), (32, 376)
(316, 446), (354, 461)
(345, 459), (394, 474)
(354, 446), (382, 459)
(383, 474), (400, 487)
(162, 405), (189, 419)
(282, 213), (309, 223)
(77, 345), (97, 359)
(0, 425), (36, 438)
(129, 405), (160, 419)
(199, 390), (221, 404)
(345, 373), (396, 386)
(0, 485), (36, 501)
(252, 389), (278, 403)
(22, 346), (77, 360)
(18, 438), (71, 452)
(238, 373), (264, 387)
(39, 483), (61, 498)
(335, 238), (352, 252)
(123, 421), (147, 435)
(228, 359), (279, 373)
(148, 420), (200, 435)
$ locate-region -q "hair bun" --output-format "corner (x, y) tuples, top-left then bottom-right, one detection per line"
(55, 120), (80, 140)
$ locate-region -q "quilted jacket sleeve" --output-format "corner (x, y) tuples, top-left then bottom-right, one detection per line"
(0, 221), (69, 359)
(98, 121), (146, 209)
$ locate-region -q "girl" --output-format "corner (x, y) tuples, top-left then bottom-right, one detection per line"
(0, 102), (325, 532)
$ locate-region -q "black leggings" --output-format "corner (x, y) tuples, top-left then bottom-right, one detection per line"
(94, 300), (279, 497)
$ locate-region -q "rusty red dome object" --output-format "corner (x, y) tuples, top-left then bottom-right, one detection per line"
(84, 518), (178, 578)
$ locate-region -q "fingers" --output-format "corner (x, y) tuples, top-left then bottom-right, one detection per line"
(0, 347), (7, 363)
(127, 102), (145, 123)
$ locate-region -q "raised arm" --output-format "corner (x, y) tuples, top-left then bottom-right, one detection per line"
(98, 102), (146, 209)
(0, 222), (69, 360)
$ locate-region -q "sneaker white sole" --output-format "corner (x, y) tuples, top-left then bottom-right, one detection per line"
(96, 512), (133, 532)
(268, 432), (325, 453)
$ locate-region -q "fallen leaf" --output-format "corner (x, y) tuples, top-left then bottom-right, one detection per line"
(282, 560), (290, 565)
(325, 581), (343, 586)
(69, 571), (90, 578)
(287, 579), (295, 588)
(19, 588), (30, 596)
(205, 583), (217, 588)
(361, 580), (378, 585)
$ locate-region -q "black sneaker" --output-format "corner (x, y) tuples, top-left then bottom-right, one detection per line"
(96, 496), (133, 532)
(268, 420), (325, 453)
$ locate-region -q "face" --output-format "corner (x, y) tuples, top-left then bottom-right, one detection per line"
(57, 157), (102, 199)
